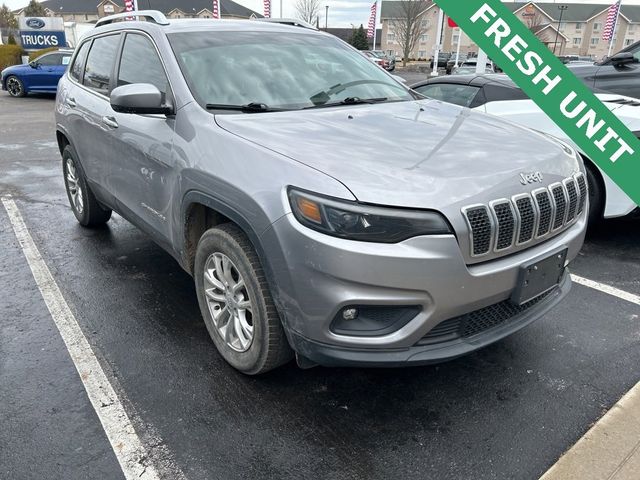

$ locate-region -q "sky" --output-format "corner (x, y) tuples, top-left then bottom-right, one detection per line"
(3, 0), (640, 28)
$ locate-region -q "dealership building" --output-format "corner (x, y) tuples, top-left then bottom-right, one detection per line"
(381, 1), (640, 61)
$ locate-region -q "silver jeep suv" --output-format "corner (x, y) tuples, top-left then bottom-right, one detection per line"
(55, 12), (587, 374)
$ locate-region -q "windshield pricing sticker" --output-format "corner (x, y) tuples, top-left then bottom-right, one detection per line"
(435, 0), (640, 205)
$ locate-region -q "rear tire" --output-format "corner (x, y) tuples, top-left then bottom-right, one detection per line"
(585, 163), (604, 227)
(194, 223), (292, 375)
(62, 145), (112, 227)
(6, 76), (26, 97)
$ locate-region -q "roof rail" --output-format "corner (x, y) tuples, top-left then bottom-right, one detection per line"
(95, 10), (169, 28)
(254, 18), (317, 30)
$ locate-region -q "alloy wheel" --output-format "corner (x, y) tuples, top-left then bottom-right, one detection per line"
(7, 77), (23, 97)
(65, 159), (84, 215)
(203, 252), (254, 352)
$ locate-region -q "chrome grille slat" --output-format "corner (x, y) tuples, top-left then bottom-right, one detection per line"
(564, 178), (579, 222)
(513, 194), (535, 245)
(490, 200), (516, 251)
(461, 174), (588, 258)
(575, 173), (587, 215)
(550, 183), (567, 230)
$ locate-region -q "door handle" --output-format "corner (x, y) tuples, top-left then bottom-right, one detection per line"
(102, 116), (119, 129)
(66, 97), (76, 108)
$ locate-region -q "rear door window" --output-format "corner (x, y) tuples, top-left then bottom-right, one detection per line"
(83, 34), (121, 95)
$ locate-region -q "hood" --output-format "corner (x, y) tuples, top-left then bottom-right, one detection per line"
(215, 100), (579, 210)
(2, 64), (30, 76)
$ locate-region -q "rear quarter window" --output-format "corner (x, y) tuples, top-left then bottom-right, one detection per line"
(70, 41), (91, 82)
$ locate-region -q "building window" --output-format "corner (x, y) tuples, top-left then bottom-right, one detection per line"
(575, 22), (583, 31)
(590, 37), (599, 46)
(420, 34), (427, 42)
(453, 34), (460, 43)
(559, 22), (567, 30)
(387, 33), (395, 42)
(573, 37), (581, 45)
(593, 22), (601, 31)
(628, 24), (635, 32)
(626, 39), (634, 46)
(418, 50), (426, 58)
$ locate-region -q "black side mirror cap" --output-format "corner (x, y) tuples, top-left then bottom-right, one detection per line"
(609, 52), (636, 66)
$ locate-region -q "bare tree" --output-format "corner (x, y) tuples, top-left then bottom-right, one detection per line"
(295, 0), (320, 25)
(389, 0), (430, 67)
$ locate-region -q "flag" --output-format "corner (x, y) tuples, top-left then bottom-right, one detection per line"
(212, 0), (220, 19)
(263, 0), (271, 18)
(124, 0), (134, 20)
(367, 1), (377, 38)
(602, 0), (621, 41)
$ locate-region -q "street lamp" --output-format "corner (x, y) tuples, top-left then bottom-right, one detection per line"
(553, 5), (568, 55)
(325, 5), (329, 30)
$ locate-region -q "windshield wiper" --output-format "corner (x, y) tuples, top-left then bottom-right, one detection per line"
(304, 97), (388, 109)
(205, 102), (287, 113)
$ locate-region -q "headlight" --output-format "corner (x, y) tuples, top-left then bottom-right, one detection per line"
(288, 188), (451, 243)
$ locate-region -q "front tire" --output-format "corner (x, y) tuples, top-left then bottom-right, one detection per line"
(62, 145), (112, 227)
(194, 224), (292, 375)
(6, 76), (26, 97)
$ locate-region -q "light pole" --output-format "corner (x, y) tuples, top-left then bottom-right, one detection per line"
(325, 5), (329, 30)
(553, 5), (568, 55)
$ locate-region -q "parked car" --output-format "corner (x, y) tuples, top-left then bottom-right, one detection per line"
(1, 49), (73, 97)
(430, 52), (451, 69)
(56, 12), (587, 374)
(559, 55), (594, 64)
(451, 64), (494, 75)
(568, 40), (640, 99)
(411, 74), (640, 225)
(363, 50), (389, 69)
(370, 50), (395, 71)
(445, 53), (469, 74)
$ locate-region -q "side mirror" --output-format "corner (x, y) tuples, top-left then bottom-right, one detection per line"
(110, 83), (173, 115)
(609, 52), (635, 66)
(29, 61), (40, 69)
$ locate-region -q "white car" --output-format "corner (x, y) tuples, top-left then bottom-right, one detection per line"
(412, 74), (640, 224)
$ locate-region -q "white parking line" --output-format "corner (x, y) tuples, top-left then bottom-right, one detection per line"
(571, 274), (640, 307)
(1, 197), (168, 480)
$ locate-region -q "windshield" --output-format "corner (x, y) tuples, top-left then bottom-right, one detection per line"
(168, 31), (414, 111)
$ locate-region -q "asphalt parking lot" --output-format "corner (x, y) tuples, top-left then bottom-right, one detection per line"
(1, 90), (639, 480)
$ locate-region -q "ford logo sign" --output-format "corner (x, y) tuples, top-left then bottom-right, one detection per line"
(26, 18), (46, 29)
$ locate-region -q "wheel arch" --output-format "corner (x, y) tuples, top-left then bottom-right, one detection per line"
(180, 191), (274, 280)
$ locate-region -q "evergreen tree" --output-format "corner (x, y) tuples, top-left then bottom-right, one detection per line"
(0, 3), (18, 33)
(23, 0), (46, 17)
(349, 25), (369, 51)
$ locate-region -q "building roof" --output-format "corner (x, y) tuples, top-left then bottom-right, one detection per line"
(325, 27), (381, 46)
(16, 0), (261, 18)
(380, 1), (434, 19)
(505, 2), (640, 23)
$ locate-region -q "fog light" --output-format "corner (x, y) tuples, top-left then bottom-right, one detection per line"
(342, 308), (358, 321)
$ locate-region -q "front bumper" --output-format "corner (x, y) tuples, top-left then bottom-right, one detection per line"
(260, 211), (586, 366)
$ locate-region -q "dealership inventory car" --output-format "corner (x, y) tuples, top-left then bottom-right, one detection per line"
(370, 50), (395, 71)
(411, 74), (640, 225)
(1, 49), (73, 97)
(55, 11), (587, 374)
(568, 40), (640, 99)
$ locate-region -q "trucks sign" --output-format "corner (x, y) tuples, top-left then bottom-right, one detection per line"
(19, 17), (66, 50)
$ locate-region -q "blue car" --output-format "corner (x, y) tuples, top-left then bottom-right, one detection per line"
(1, 49), (73, 97)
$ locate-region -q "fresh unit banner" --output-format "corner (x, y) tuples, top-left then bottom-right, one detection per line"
(434, 0), (640, 206)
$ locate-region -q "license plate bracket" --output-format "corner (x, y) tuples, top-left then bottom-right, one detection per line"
(511, 247), (567, 306)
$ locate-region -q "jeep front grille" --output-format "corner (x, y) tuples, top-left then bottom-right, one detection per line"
(462, 173), (586, 258)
